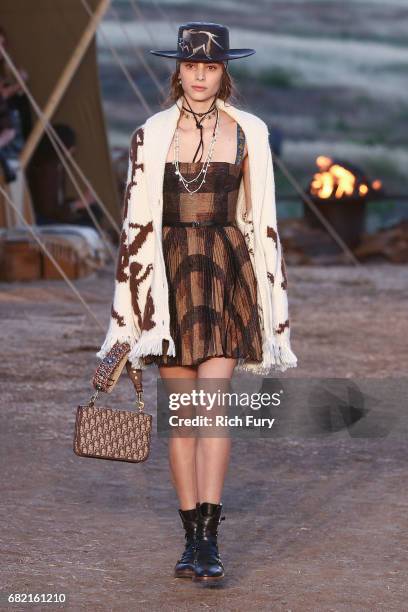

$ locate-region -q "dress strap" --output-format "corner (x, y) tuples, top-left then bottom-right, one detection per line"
(234, 123), (246, 165)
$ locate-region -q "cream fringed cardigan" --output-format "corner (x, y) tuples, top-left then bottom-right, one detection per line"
(97, 97), (298, 375)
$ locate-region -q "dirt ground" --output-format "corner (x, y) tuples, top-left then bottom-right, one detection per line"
(1, 262), (407, 612)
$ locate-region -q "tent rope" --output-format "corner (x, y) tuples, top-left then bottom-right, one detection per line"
(0, 183), (104, 330)
(108, 2), (167, 97)
(80, 0), (152, 115)
(0, 44), (118, 260)
(128, 0), (174, 77)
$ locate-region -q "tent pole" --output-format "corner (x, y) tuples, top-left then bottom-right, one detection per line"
(20, 0), (110, 169)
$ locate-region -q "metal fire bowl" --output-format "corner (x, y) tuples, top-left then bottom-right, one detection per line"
(303, 194), (367, 250)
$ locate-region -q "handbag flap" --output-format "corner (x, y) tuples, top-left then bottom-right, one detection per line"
(92, 341), (130, 393)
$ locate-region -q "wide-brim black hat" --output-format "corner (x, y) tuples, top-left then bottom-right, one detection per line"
(149, 21), (256, 62)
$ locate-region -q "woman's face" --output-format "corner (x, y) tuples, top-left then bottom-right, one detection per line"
(178, 61), (223, 102)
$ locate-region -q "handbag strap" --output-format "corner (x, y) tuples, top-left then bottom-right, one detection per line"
(88, 363), (144, 412)
(90, 342), (144, 411)
(125, 361), (143, 393)
(126, 362), (144, 412)
(92, 342), (144, 393)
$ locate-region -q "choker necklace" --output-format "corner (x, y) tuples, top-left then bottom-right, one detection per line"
(180, 94), (217, 163)
(180, 107), (217, 121)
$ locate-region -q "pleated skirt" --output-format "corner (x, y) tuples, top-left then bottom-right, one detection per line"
(142, 224), (263, 367)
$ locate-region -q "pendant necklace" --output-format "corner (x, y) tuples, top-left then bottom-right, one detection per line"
(173, 95), (220, 195)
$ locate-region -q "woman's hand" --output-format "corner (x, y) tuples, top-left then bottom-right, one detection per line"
(69, 187), (94, 211)
(0, 127), (16, 148)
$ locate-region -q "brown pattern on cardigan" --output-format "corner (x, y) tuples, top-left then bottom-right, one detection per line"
(129, 261), (154, 331)
(267, 225), (278, 246)
(130, 126), (144, 168)
(113, 126), (154, 331)
(111, 305), (125, 327)
(244, 219), (255, 257)
(141, 286), (155, 331)
(281, 256), (288, 290)
(127, 220), (155, 329)
(267, 225), (288, 290)
(276, 319), (290, 334)
(123, 180), (132, 221)
(128, 221), (154, 255)
(115, 228), (129, 283)
(123, 127), (144, 220)
(128, 127), (155, 332)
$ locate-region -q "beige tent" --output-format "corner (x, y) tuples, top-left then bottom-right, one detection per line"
(0, 0), (120, 228)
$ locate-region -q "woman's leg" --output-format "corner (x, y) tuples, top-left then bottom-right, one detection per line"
(195, 357), (237, 504)
(159, 364), (198, 511)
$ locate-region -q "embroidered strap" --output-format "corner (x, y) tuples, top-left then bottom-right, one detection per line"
(234, 123), (246, 165)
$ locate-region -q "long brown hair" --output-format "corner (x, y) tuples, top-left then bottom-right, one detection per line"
(160, 60), (241, 109)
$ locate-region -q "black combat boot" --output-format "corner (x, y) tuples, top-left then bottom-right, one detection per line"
(174, 503), (200, 578)
(193, 501), (226, 582)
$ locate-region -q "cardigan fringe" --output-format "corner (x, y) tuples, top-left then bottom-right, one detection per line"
(128, 328), (176, 363)
(96, 329), (177, 371)
(234, 337), (297, 375)
(96, 330), (296, 375)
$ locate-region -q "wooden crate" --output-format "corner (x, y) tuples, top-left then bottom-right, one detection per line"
(41, 239), (92, 279)
(0, 240), (42, 281)
(0, 235), (96, 282)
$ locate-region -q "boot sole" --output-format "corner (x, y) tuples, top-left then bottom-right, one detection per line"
(174, 569), (195, 578)
(192, 573), (225, 583)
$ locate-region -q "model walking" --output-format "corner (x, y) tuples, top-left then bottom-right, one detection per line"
(97, 21), (297, 583)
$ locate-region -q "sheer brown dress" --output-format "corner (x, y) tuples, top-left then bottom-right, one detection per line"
(142, 124), (263, 368)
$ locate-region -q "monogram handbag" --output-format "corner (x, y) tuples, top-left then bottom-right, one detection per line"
(73, 341), (152, 463)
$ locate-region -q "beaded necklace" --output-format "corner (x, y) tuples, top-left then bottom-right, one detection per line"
(173, 95), (220, 194)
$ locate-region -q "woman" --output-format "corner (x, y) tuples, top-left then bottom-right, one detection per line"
(0, 25), (32, 142)
(0, 89), (16, 182)
(97, 22), (297, 583)
(27, 123), (104, 227)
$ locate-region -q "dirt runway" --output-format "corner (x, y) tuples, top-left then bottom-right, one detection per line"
(1, 263), (407, 611)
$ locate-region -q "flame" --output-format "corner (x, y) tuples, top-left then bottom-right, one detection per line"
(311, 157), (381, 199)
(311, 163), (356, 199)
(316, 155), (333, 170)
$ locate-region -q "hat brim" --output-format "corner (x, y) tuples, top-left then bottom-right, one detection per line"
(149, 49), (256, 60)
